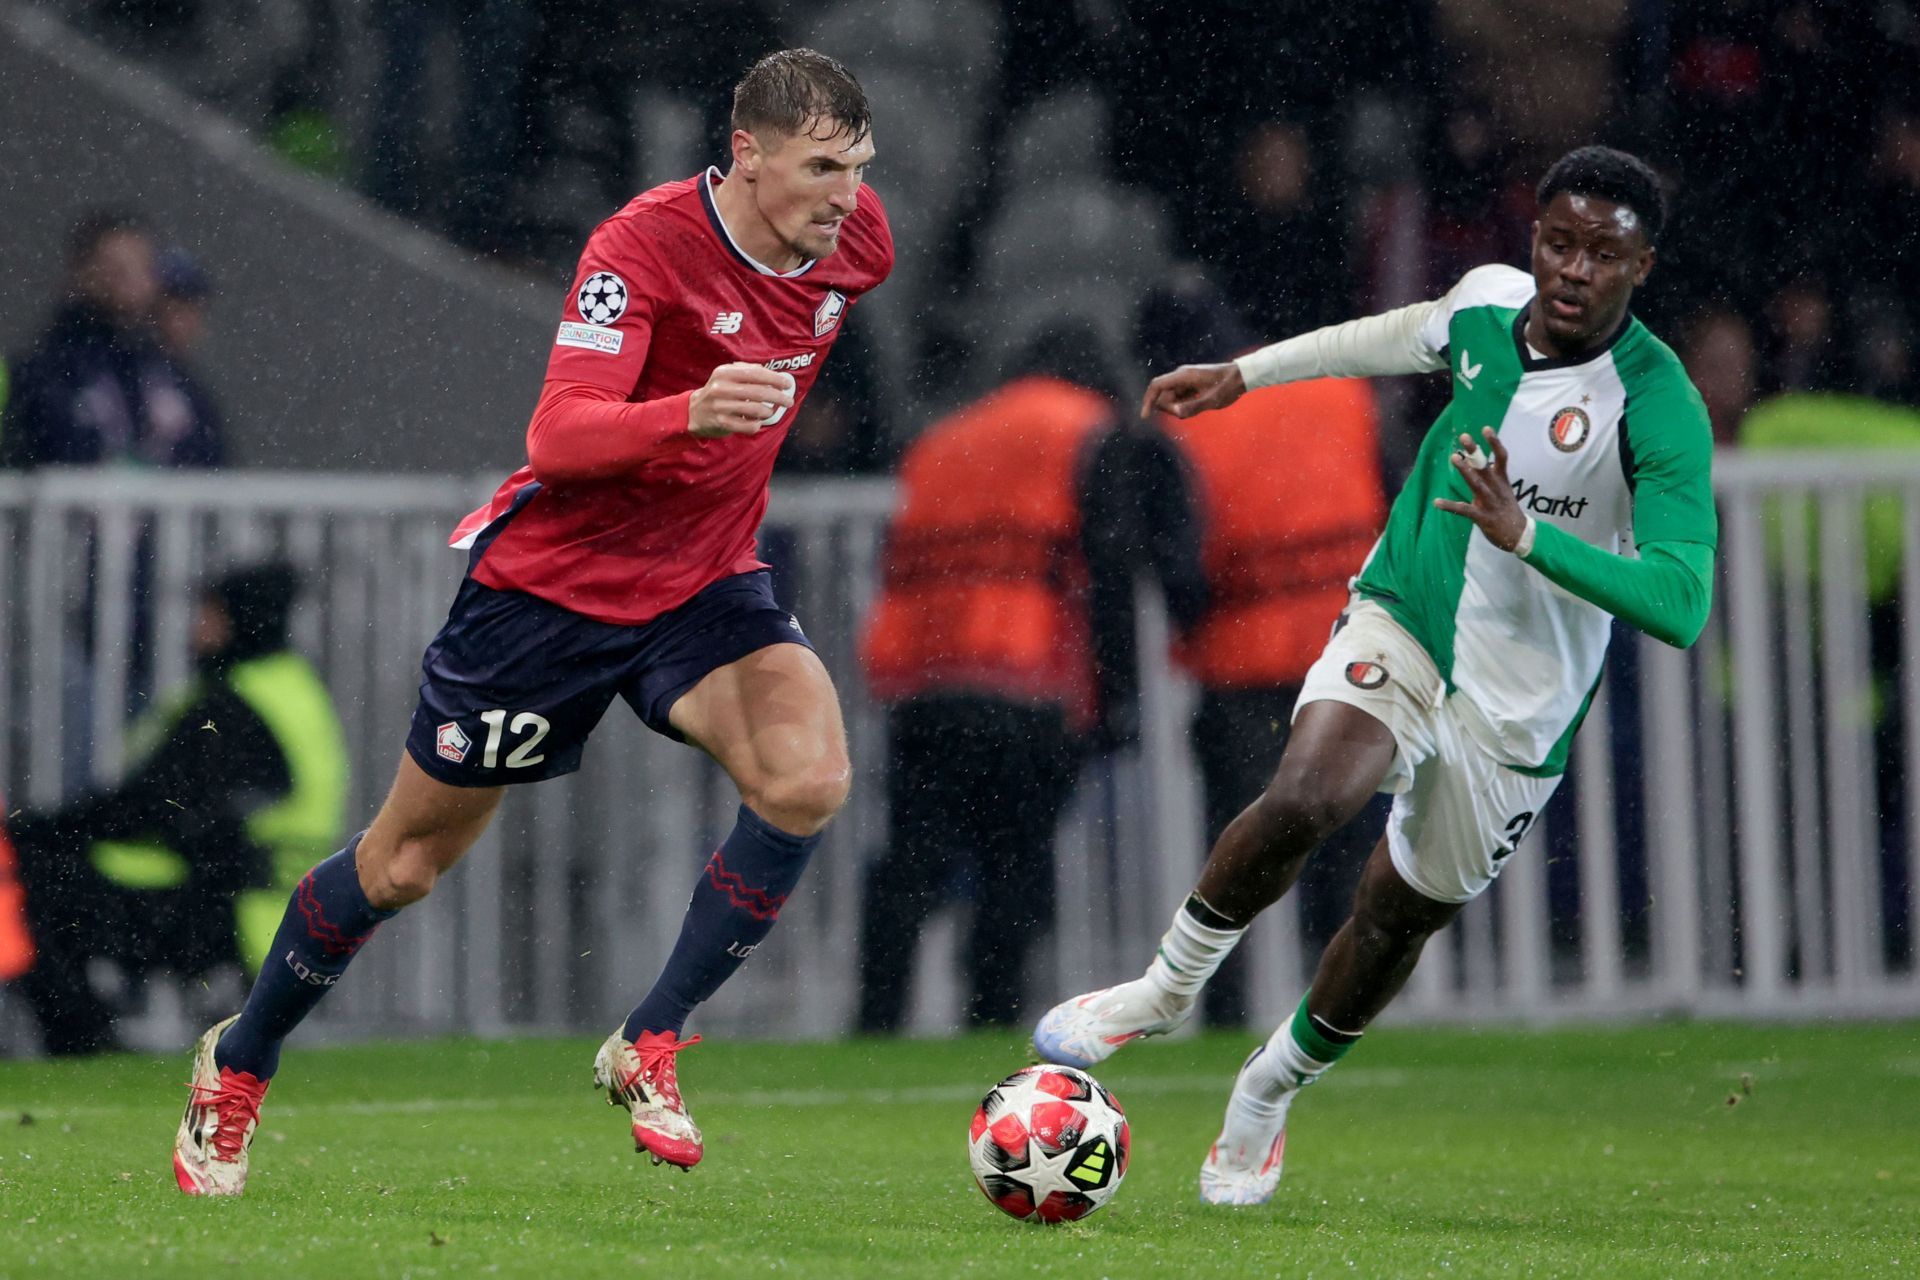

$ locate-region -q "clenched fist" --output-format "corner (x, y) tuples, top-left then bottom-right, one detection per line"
(689, 364), (796, 438)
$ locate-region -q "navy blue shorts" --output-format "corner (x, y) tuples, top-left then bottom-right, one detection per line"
(406, 570), (813, 787)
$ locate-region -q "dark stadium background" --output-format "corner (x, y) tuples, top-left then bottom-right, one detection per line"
(2, 1), (1904, 475)
(2, 6), (1918, 1275)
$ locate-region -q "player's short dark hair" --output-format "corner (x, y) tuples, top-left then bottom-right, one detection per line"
(1536, 146), (1668, 245)
(732, 48), (871, 145)
(66, 207), (151, 266)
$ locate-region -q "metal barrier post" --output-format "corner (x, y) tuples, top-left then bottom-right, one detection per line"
(5, 463), (1920, 1037)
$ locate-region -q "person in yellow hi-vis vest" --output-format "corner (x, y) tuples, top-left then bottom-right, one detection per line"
(6, 563), (346, 1055)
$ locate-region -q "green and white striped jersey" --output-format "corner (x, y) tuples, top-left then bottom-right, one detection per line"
(1352, 265), (1716, 775)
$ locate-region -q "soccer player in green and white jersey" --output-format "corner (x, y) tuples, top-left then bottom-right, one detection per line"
(1034, 147), (1716, 1205)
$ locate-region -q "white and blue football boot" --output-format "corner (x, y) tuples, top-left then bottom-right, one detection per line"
(1032, 978), (1192, 1069)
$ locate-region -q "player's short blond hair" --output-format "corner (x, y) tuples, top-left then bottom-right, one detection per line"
(732, 48), (871, 145)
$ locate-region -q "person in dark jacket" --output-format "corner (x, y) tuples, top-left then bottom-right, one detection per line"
(6, 564), (347, 1055)
(1, 209), (223, 471)
(151, 247), (229, 453)
(854, 326), (1209, 1032)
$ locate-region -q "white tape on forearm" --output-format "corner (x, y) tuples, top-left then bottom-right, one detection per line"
(1514, 516), (1538, 559)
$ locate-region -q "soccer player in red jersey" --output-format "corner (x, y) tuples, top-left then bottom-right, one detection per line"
(173, 49), (892, 1196)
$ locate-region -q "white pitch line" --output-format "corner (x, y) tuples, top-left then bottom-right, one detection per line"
(13, 1053), (1910, 1122)
(0, 1068), (1415, 1122)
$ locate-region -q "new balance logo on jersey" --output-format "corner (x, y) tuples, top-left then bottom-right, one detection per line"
(1457, 351), (1483, 389)
(711, 311), (744, 335)
(1510, 478), (1590, 519)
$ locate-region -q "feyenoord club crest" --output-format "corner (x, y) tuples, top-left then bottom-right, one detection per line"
(1345, 661), (1389, 690)
(813, 289), (846, 337)
(1548, 406), (1591, 453)
(576, 271), (628, 326)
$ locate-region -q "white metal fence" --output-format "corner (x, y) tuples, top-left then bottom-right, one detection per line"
(2, 458), (1917, 1050)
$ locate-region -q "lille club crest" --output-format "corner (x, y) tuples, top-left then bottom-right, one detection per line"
(435, 721), (471, 764)
(1549, 406), (1592, 453)
(1345, 661), (1389, 690)
(813, 289), (846, 338)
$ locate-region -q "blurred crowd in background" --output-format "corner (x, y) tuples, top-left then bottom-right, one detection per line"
(0, 210), (225, 472)
(15, 0), (1919, 479)
(6, 0), (1920, 1051)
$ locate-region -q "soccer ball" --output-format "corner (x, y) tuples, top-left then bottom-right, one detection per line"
(968, 1064), (1129, 1223)
(576, 271), (628, 325)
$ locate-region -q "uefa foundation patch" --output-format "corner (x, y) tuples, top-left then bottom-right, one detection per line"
(1345, 660), (1389, 690)
(556, 321), (622, 353)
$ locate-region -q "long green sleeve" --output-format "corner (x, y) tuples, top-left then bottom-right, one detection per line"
(1520, 524), (1714, 648)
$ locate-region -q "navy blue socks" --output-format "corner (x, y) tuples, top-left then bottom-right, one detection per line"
(211, 808), (817, 1073)
(215, 835), (397, 1080)
(625, 805), (820, 1039)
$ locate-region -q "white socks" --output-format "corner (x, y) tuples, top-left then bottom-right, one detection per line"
(1144, 896), (1248, 1002)
(1241, 996), (1363, 1100)
(1241, 1021), (1335, 1100)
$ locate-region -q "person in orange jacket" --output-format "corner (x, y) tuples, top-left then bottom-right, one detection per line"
(855, 325), (1209, 1031)
(1138, 281), (1393, 1028)
(0, 817), (32, 988)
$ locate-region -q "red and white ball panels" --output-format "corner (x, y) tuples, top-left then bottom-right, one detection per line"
(968, 1064), (1129, 1223)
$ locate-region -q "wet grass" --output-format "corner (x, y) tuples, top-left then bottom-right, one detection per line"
(1, 1021), (1916, 1277)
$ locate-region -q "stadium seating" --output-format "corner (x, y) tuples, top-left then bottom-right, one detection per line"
(793, 0), (1002, 425)
(964, 90), (1173, 394)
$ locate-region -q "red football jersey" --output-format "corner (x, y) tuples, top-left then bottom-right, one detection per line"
(451, 167), (893, 624)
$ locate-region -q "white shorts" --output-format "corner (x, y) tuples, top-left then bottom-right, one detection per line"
(1295, 598), (1561, 904)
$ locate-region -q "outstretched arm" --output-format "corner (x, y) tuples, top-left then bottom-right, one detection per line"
(1141, 298), (1448, 420)
(1234, 297), (1449, 389)
(1434, 427), (1714, 648)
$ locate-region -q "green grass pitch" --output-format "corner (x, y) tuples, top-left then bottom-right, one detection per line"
(2, 1021), (1916, 1277)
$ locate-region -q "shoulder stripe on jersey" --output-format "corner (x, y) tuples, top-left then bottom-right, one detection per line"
(699, 167), (817, 279)
(1508, 306), (1633, 373)
(1618, 396), (1638, 496)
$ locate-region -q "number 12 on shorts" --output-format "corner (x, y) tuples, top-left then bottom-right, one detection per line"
(478, 709), (551, 769)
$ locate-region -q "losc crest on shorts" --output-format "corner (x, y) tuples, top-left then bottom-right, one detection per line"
(1296, 597), (1561, 904)
(406, 569), (812, 787)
